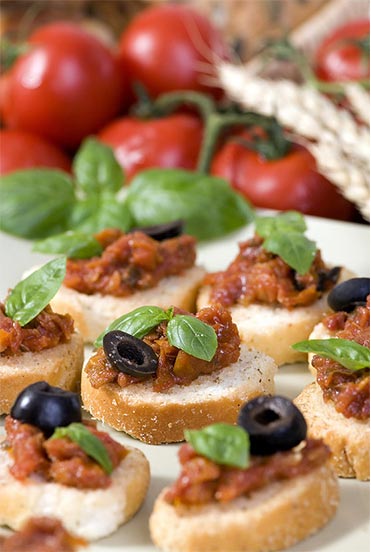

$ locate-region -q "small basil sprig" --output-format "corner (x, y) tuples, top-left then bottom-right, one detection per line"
(33, 230), (103, 259)
(5, 257), (66, 326)
(255, 211), (317, 275)
(185, 423), (250, 468)
(95, 306), (172, 347)
(50, 422), (113, 474)
(95, 305), (218, 362)
(0, 138), (132, 240)
(167, 314), (218, 361)
(126, 168), (254, 241)
(292, 338), (370, 371)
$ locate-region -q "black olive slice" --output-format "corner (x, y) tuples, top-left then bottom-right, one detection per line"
(131, 220), (184, 241)
(10, 381), (82, 437)
(327, 277), (370, 312)
(237, 395), (307, 456)
(103, 330), (158, 377)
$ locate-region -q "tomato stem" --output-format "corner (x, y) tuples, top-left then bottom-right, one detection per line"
(133, 90), (216, 120)
(197, 112), (291, 172)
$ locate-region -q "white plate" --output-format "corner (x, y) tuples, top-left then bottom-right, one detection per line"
(0, 215), (370, 552)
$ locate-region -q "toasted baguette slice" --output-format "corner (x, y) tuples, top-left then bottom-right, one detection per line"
(197, 268), (354, 366)
(0, 333), (84, 415)
(295, 382), (369, 480)
(0, 444), (150, 541)
(150, 462), (339, 552)
(81, 345), (277, 444)
(51, 266), (206, 344)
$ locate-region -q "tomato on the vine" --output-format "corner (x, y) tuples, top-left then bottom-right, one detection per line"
(2, 22), (130, 149)
(0, 129), (71, 175)
(211, 132), (356, 221)
(315, 19), (370, 82)
(118, 4), (229, 99)
(98, 113), (203, 183)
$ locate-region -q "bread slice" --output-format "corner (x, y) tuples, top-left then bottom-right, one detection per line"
(0, 333), (84, 415)
(295, 382), (369, 480)
(0, 443), (150, 541)
(51, 266), (206, 344)
(81, 345), (277, 445)
(197, 268), (354, 366)
(149, 462), (339, 552)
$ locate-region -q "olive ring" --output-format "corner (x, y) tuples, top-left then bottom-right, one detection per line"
(237, 395), (307, 456)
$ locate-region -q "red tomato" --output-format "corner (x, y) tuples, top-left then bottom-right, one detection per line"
(118, 4), (229, 99)
(0, 129), (71, 175)
(315, 19), (370, 82)
(211, 137), (355, 221)
(2, 22), (129, 149)
(98, 113), (203, 183)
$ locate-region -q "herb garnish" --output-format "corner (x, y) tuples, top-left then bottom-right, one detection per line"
(5, 257), (66, 326)
(50, 422), (113, 474)
(292, 338), (370, 371)
(94, 305), (218, 362)
(255, 211), (317, 275)
(185, 423), (250, 468)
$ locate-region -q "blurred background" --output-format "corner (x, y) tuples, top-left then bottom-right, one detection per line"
(0, 0), (332, 61)
(0, 0), (369, 229)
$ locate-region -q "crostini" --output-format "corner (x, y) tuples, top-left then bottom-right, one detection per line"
(150, 396), (339, 552)
(0, 258), (84, 414)
(294, 278), (370, 480)
(49, 226), (206, 343)
(81, 304), (277, 444)
(0, 382), (150, 541)
(197, 211), (352, 365)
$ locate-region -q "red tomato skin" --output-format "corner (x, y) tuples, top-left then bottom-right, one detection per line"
(0, 129), (71, 175)
(315, 19), (370, 82)
(118, 4), (229, 99)
(3, 22), (129, 149)
(211, 141), (355, 221)
(98, 114), (203, 182)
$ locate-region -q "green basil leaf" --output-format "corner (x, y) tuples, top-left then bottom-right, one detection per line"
(292, 338), (370, 371)
(167, 314), (217, 361)
(5, 257), (66, 326)
(126, 168), (254, 241)
(33, 231), (103, 259)
(255, 211), (306, 238)
(263, 231), (316, 275)
(69, 194), (132, 234)
(94, 306), (171, 348)
(73, 137), (124, 196)
(185, 423), (250, 468)
(51, 422), (113, 474)
(0, 169), (75, 239)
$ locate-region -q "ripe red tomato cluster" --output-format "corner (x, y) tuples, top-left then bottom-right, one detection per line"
(0, 5), (366, 221)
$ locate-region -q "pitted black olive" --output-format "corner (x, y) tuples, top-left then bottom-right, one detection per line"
(103, 330), (158, 377)
(10, 381), (82, 437)
(328, 277), (370, 312)
(237, 395), (307, 456)
(131, 220), (184, 241)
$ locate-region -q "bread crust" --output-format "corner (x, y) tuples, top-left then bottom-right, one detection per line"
(81, 345), (277, 444)
(0, 444), (150, 541)
(295, 382), (370, 480)
(149, 462), (339, 552)
(0, 332), (84, 415)
(197, 268), (354, 366)
(51, 266), (206, 343)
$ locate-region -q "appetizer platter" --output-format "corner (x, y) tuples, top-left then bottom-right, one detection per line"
(0, 214), (369, 552)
